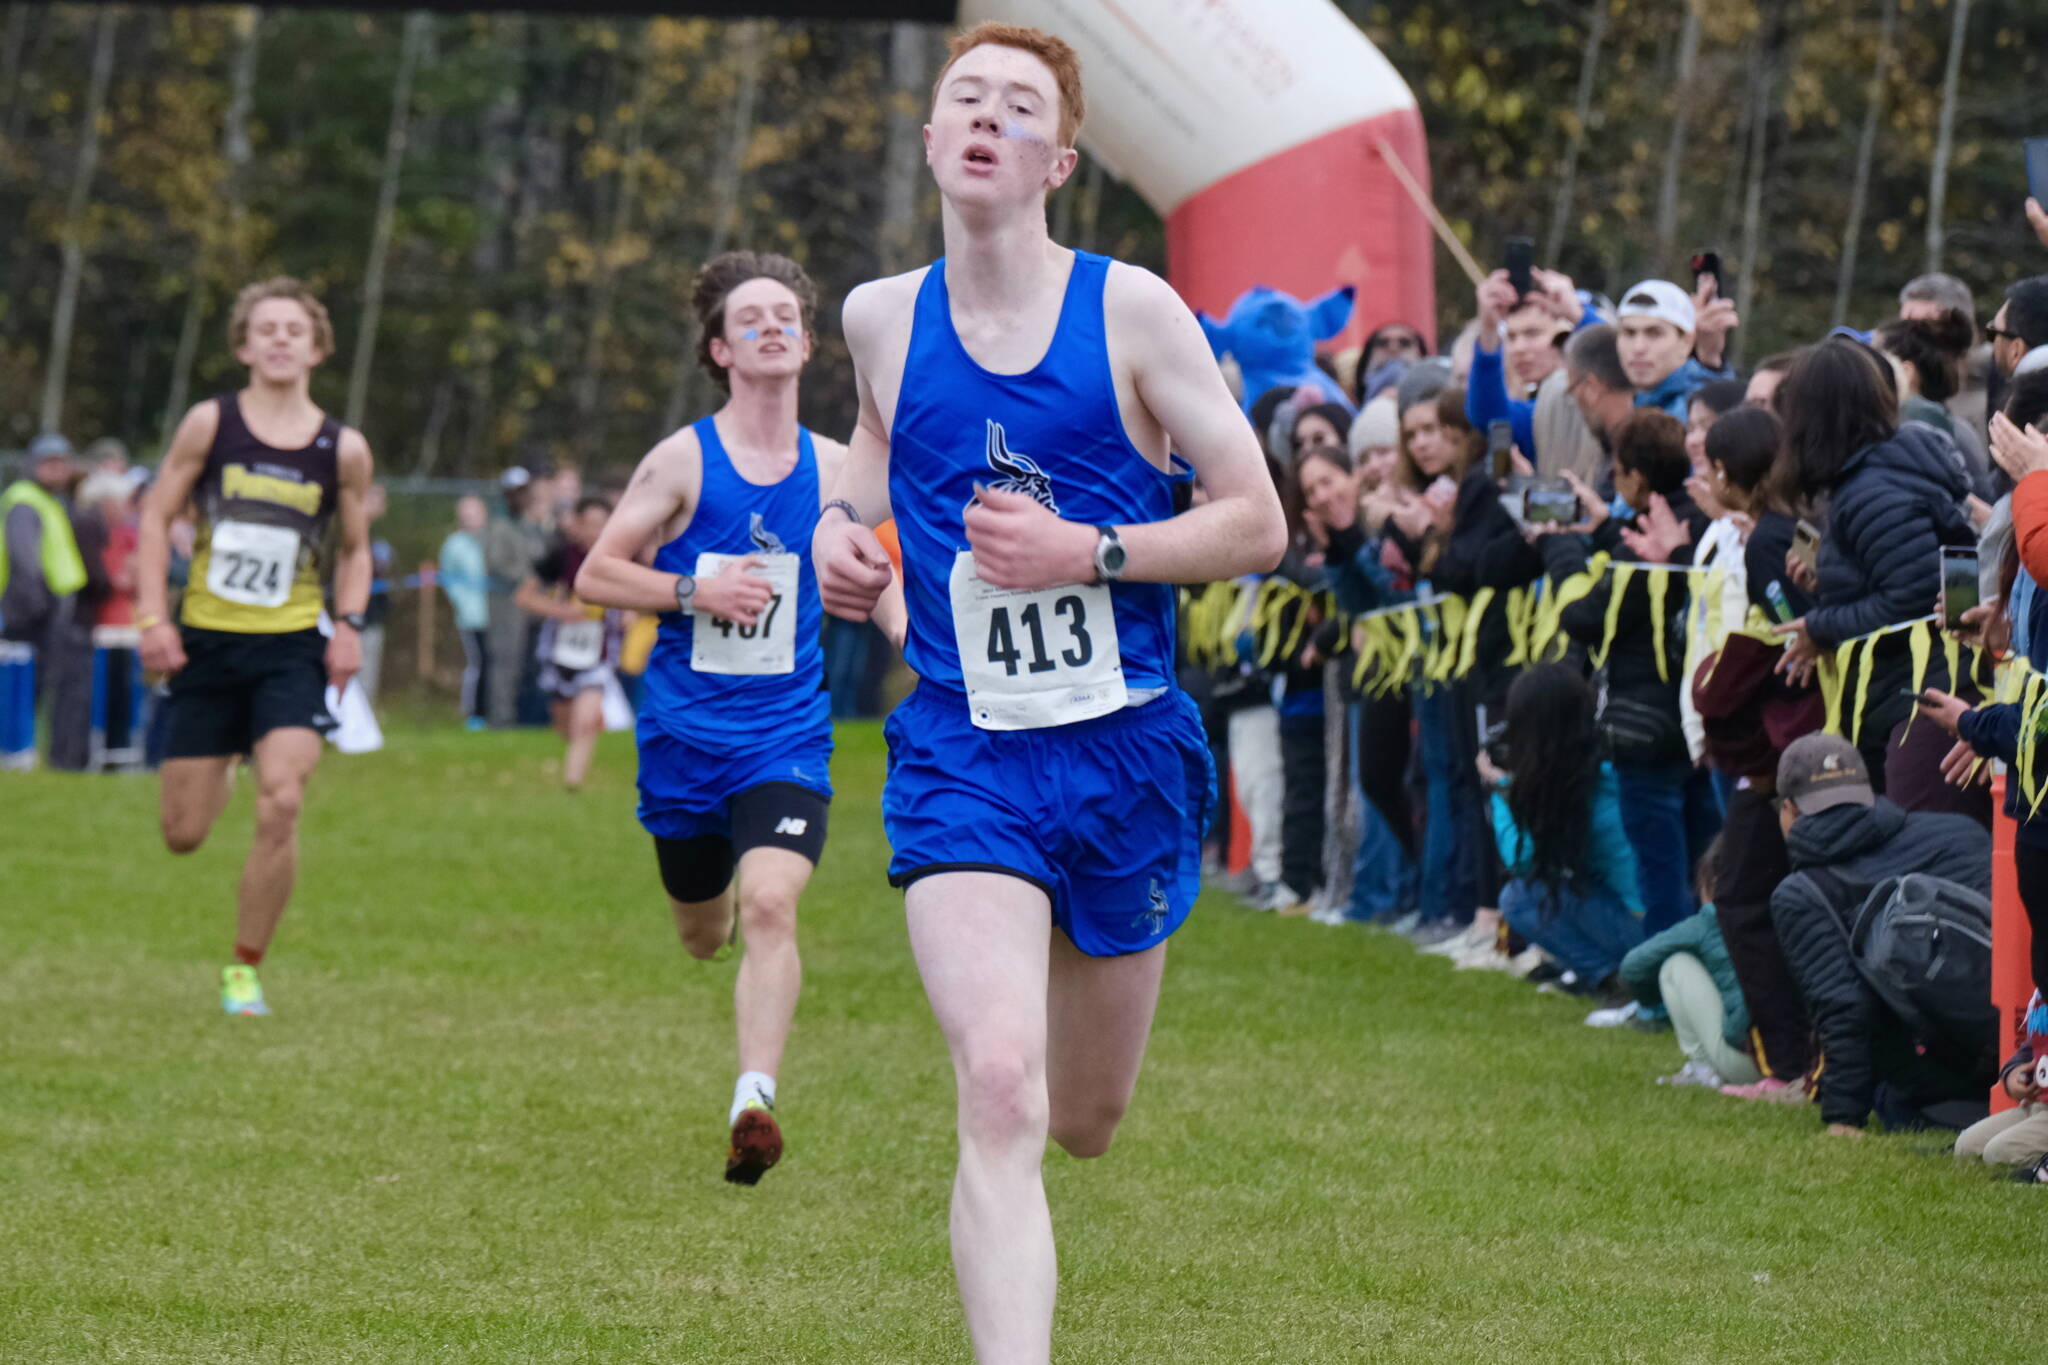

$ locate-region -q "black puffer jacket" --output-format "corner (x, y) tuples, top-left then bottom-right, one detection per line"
(1807, 426), (1977, 742)
(1388, 468), (1543, 707)
(1540, 485), (1713, 761)
(1769, 797), (1994, 1128)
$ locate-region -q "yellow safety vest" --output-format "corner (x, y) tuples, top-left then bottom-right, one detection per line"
(0, 479), (87, 600)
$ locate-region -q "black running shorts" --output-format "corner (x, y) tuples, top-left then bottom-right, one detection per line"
(653, 781), (831, 903)
(162, 626), (335, 759)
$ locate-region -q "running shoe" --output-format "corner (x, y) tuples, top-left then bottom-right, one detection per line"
(1584, 999), (1641, 1028)
(220, 964), (269, 1016)
(724, 1099), (783, 1186)
(1657, 1060), (1725, 1089)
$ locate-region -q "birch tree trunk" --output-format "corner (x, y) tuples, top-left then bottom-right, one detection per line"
(663, 19), (764, 433)
(1923, 0), (1972, 274)
(1733, 3), (1786, 373)
(1544, 0), (1609, 263)
(38, 7), (118, 434)
(1832, 0), (1898, 327)
(1652, 1), (1702, 270)
(878, 23), (931, 276)
(576, 24), (650, 423)
(345, 10), (431, 432)
(164, 5), (262, 445)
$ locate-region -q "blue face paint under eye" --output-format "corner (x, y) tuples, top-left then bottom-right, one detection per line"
(1000, 122), (1048, 147)
(740, 326), (801, 341)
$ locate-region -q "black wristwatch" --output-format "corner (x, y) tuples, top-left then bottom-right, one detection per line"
(673, 573), (698, 612)
(337, 612), (368, 632)
(1091, 526), (1126, 584)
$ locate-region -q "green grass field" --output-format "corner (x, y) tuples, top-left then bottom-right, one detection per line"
(1, 722), (2033, 1363)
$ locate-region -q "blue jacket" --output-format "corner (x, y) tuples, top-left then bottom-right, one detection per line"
(1635, 356), (1731, 419)
(1463, 312), (1601, 460)
(1619, 905), (1749, 1048)
(1955, 564), (2048, 848)
(1463, 344), (1537, 463)
(1488, 762), (1646, 915)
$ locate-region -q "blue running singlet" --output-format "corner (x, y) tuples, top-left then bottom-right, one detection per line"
(638, 416), (829, 749)
(880, 251), (1214, 957)
(888, 250), (1188, 726)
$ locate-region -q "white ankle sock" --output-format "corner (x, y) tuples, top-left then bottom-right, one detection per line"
(730, 1071), (776, 1125)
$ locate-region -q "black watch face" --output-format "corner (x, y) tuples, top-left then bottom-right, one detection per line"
(1104, 542), (1127, 572)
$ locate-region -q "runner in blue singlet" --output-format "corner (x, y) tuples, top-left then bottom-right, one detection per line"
(577, 251), (904, 1187)
(811, 25), (1287, 1363)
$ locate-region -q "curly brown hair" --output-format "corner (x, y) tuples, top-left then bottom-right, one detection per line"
(692, 251), (818, 393)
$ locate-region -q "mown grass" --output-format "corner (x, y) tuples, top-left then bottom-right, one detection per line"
(0, 721), (2031, 1363)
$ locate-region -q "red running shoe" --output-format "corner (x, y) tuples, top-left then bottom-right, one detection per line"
(724, 1102), (783, 1186)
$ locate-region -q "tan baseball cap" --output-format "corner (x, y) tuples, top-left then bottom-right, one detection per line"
(1776, 733), (1875, 814)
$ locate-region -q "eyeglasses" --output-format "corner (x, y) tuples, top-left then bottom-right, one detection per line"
(1986, 325), (2018, 344)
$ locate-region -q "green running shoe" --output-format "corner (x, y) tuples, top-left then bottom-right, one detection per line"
(220, 964), (270, 1016)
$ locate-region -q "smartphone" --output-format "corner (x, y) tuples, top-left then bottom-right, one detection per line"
(1523, 477), (1578, 526)
(1940, 546), (1980, 628)
(1505, 236), (1535, 299)
(1488, 419), (1514, 480)
(2028, 137), (2048, 208)
(1790, 518), (1821, 577)
(1690, 248), (1726, 301)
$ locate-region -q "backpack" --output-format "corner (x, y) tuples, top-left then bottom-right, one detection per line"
(1802, 869), (1997, 1055)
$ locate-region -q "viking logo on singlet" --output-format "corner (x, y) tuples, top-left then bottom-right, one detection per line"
(967, 420), (1059, 515)
(1136, 878), (1171, 935)
(748, 512), (787, 555)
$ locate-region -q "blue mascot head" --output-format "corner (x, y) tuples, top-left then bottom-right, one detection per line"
(1198, 284), (1357, 416)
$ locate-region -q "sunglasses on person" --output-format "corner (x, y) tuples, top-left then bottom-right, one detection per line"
(1986, 324), (2019, 344)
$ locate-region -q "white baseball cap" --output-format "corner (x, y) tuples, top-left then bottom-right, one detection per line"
(1617, 280), (1697, 334)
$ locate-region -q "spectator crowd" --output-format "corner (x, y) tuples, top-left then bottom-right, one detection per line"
(1189, 197), (2048, 1174)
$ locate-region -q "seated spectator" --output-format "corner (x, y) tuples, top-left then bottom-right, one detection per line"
(1621, 836), (1761, 1089)
(1954, 990), (2048, 1168)
(1767, 733), (1996, 1136)
(1483, 663), (1647, 1004)
(1616, 279), (1737, 417)
(1534, 410), (1719, 936)
(1773, 337), (1982, 818)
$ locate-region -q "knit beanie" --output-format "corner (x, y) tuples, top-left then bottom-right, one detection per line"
(1349, 395), (1400, 458)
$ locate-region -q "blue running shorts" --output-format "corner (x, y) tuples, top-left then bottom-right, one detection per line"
(883, 683), (1216, 957)
(636, 721), (833, 842)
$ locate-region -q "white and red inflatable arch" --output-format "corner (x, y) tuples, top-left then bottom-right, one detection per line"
(960, 0), (1437, 353)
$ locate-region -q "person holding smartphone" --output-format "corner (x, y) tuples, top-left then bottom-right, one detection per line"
(1770, 337), (1983, 820)
(1919, 373), (2048, 1019)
